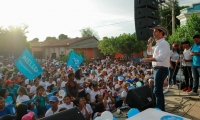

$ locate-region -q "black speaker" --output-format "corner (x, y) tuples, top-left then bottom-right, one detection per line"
(135, 7), (159, 19)
(126, 85), (155, 110)
(136, 28), (153, 40)
(39, 107), (85, 120)
(135, 0), (158, 9)
(134, 0), (159, 40)
(135, 18), (159, 29)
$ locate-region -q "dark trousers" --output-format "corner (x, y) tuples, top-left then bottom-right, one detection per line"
(168, 62), (179, 85)
(183, 66), (193, 88)
(192, 65), (200, 93)
(154, 67), (168, 111)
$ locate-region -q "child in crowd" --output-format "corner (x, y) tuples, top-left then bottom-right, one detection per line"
(34, 85), (48, 118)
(59, 95), (74, 109)
(65, 73), (78, 99)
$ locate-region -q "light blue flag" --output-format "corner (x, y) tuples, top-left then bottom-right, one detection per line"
(67, 50), (83, 71)
(15, 49), (43, 80)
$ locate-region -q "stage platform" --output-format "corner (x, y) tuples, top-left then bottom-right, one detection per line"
(114, 87), (200, 120)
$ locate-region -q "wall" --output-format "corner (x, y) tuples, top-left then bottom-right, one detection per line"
(75, 48), (94, 59)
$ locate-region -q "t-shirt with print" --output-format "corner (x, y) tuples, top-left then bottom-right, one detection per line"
(34, 95), (46, 107)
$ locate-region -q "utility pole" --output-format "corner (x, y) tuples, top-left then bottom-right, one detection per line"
(171, 0), (175, 34)
(159, 0), (175, 34)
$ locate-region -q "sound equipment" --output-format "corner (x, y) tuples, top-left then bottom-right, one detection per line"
(135, 0), (159, 40)
(126, 85), (155, 110)
(39, 107), (85, 120)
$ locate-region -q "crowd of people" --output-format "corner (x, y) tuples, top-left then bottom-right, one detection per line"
(0, 32), (200, 120)
(0, 57), (155, 120)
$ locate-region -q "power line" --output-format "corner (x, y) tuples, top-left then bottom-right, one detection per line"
(68, 19), (135, 33)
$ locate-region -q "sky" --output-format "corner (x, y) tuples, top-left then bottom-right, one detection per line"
(0, 0), (199, 41)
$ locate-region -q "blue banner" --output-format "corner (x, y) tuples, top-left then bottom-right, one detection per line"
(67, 50), (83, 71)
(15, 49), (43, 80)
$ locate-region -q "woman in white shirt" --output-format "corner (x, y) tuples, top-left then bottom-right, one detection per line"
(181, 41), (193, 92)
(168, 43), (180, 89)
(16, 86), (30, 103)
(75, 69), (88, 98)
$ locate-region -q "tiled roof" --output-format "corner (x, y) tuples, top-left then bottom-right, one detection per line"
(30, 36), (98, 47)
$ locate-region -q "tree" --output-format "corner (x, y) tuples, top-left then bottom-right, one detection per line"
(169, 14), (200, 45)
(58, 34), (69, 40)
(0, 25), (29, 57)
(159, 0), (188, 35)
(80, 27), (99, 39)
(98, 33), (147, 58)
(44, 37), (57, 41)
(30, 38), (39, 42)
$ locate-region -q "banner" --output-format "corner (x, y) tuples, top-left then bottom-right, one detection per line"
(67, 50), (83, 71)
(15, 49), (43, 80)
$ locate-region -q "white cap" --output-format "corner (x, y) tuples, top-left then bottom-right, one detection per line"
(115, 84), (121, 89)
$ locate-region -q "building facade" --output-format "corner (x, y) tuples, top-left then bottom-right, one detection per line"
(177, 3), (200, 26)
(30, 37), (104, 60)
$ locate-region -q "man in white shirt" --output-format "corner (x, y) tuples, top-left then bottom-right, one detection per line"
(142, 25), (170, 111)
(45, 96), (63, 117)
(39, 77), (47, 88)
(181, 41), (193, 92)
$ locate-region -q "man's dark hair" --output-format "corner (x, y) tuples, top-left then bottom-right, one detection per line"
(193, 34), (200, 39)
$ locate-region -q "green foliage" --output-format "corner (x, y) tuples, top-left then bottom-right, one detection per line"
(58, 34), (69, 40)
(44, 36), (57, 41)
(98, 33), (147, 57)
(169, 14), (200, 45)
(159, 0), (188, 35)
(57, 50), (90, 62)
(80, 27), (99, 39)
(30, 38), (39, 42)
(0, 25), (29, 57)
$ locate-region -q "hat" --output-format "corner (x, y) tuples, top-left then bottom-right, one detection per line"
(97, 77), (103, 82)
(151, 25), (169, 37)
(115, 84), (121, 89)
(49, 96), (58, 102)
(5, 80), (13, 85)
(108, 73), (113, 77)
(91, 70), (96, 73)
(182, 40), (190, 45)
(22, 112), (34, 120)
(118, 76), (124, 81)
(126, 79), (133, 84)
(172, 43), (178, 47)
(27, 85), (31, 89)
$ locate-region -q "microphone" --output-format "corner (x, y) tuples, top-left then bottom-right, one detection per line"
(147, 37), (154, 46)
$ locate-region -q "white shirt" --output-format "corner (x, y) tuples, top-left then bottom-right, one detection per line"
(182, 48), (192, 66)
(59, 102), (74, 109)
(170, 50), (179, 62)
(16, 95), (30, 103)
(61, 81), (67, 88)
(30, 85), (37, 94)
(90, 90), (101, 103)
(75, 78), (85, 92)
(40, 81), (47, 88)
(147, 38), (170, 67)
(86, 104), (93, 114)
(45, 106), (62, 117)
(45, 81), (56, 90)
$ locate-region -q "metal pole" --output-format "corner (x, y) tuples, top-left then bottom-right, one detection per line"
(171, 0), (175, 34)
